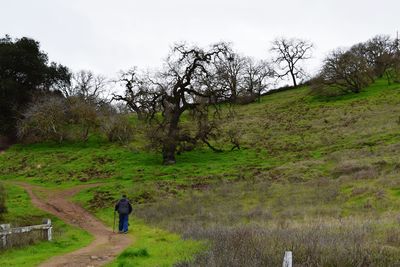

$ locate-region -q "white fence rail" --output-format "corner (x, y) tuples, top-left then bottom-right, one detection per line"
(0, 219), (52, 249)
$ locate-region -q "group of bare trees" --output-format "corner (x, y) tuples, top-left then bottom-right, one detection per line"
(3, 34), (313, 164)
(113, 39), (314, 164)
(8, 35), (316, 164)
(312, 35), (400, 95)
(213, 51), (273, 103)
(17, 70), (133, 144)
(9, 33), (400, 164)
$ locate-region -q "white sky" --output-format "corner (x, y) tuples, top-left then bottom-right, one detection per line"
(1, 0), (399, 83)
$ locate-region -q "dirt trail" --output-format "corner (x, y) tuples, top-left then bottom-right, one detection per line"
(17, 182), (133, 267)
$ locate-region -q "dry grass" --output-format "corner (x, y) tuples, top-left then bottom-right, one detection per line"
(175, 218), (400, 267)
(3, 229), (48, 249)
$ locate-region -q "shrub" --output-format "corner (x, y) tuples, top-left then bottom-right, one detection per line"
(312, 48), (374, 96)
(118, 248), (149, 259)
(67, 96), (99, 142)
(17, 96), (69, 143)
(100, 114), (134, 144)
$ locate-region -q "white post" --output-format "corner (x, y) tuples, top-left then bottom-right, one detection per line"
(0, 224), (10, 248)
(48, 226), (52, 241)
(282, 251), (292, 267)
(45, 219), (52, 241)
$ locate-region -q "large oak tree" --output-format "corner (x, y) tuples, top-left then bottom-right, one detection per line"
(0, 35), (70, 140)
(117, 43), (232, 164)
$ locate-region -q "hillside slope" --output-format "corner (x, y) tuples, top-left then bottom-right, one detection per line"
(1, 79), (400, 266)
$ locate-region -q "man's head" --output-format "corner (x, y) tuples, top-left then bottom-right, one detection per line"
(122, 194), (127, 198)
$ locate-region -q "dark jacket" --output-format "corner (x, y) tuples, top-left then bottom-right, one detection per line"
(115, 198), (133, 215)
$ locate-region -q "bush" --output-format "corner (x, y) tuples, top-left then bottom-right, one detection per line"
(311, 35), (400, 97)
(118, 248), (149, 259)
(100, 114), (134, 144)
(68, 96), (99, 141)
(17, 96), (69, 143)
(312, 48), (374, 96)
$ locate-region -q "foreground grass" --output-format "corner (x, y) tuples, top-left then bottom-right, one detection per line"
(0, 184), (93, 267)
(90, 207), (204, 267)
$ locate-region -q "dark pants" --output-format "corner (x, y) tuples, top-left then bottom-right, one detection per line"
(118, 213), (129, 232)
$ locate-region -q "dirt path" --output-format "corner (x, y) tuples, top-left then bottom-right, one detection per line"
(17, 182), (133, 267)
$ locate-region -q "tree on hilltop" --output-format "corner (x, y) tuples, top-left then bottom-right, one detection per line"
(270, 37), (313, 87)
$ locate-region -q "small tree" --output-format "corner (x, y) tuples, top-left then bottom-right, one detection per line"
(60, 70), (110, 141)
(270, 37), (313, 87)
(242, 58), (273, 102)
(100, 112), (134, 144)
(17, 96), (69, 143)
(62, 70), (107, 103)
(313, 48), (374, 95)
(68, 96), (99, 141)
(362, 35), (395, 78)
(214, 50), (247, 103)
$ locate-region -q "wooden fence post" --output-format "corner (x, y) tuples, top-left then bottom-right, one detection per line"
(282, 251), (292, 267)
(0, 224), (10, 248)
(44, 219), (52, 241)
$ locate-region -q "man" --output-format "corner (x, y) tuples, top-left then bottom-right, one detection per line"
(114, 194), (133, 233)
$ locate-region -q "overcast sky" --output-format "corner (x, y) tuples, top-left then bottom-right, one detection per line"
(2, 0), (399, 83)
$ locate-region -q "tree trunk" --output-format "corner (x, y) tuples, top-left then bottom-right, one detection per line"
(290, 71), (297, 87)
(162, 141), (177, 165)
(162, 111), (180, 165)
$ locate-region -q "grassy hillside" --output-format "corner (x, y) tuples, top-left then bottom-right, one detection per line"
(1, 79), (400, 265)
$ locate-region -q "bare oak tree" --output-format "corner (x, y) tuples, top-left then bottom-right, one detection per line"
(213, 51), (273, 104)
(270, 37), (313, 87)
(313, 48), (374, 94)
(242, 58), (274, 102)
(214, 50), (247, 103)
(62, 70), (108, 104)
(112, 69), (161, 121)
(117, 43), (232, 164)
(17, 96), (69, 143)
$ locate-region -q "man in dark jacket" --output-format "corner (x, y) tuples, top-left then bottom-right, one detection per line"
(115, 195), (133, 233)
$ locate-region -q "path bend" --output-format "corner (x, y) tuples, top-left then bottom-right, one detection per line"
(17, 182), (132, 267)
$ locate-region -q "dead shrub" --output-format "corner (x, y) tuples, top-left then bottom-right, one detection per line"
(333, 161), (378, 179)
(245, 206), (273, 221)
(385, 228), (400, 246)
(17, 96), (69, 143)
(351, 187), (369, 197)
(100, 114), (134, 144)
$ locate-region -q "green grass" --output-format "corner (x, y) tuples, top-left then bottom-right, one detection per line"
(0, 184), (93, 267)
(1, 79), (400, 265)
(90, 207), (204, 267)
